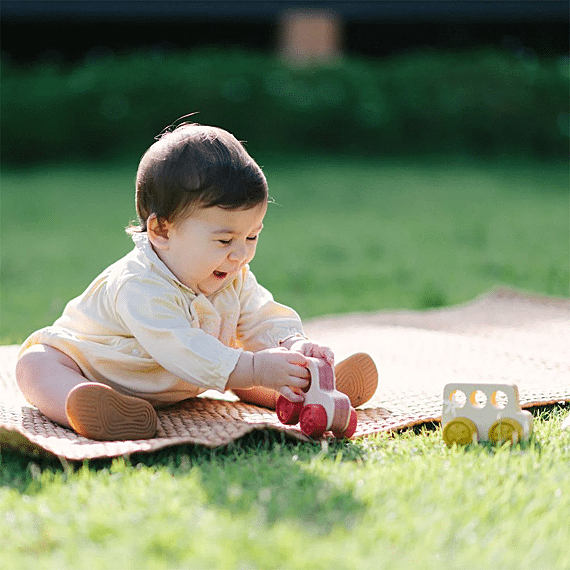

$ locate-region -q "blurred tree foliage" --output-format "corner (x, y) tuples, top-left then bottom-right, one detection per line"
(2, 47), (568, 165)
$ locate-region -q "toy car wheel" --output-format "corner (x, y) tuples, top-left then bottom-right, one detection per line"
(300, 404), (328, 438)
(443, 417), (478, 446)
(333, 408), (358, 439)
(488, 418), (524, 444)
(276, 395), (303, 425)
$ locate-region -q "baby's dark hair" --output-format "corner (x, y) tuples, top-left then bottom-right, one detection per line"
(128, 123), (268, 233)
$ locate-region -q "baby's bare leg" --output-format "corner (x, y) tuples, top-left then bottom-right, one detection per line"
(233, 387), (279, 409)
(16, 344), (87, 428)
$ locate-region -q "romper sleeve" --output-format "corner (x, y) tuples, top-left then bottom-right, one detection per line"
(114, 277), (242, 392)
(236, 268), (305, 352)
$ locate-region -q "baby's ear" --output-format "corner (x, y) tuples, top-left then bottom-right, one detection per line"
(147, 214), (170, 249)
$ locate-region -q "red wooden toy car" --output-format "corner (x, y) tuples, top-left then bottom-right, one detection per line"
(276, 357), (358, 439)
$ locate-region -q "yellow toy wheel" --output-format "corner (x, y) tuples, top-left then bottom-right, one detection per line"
(443, 417), (478, 446)
(488, 418), (524, 443)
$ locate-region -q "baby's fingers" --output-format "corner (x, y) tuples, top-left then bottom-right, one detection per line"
(286, 375), (310, 393)
(287, 360), (310, 378)
(279, 386), (305, 403)
(316, 346), (335, 366)
(284, 350), (309, 367)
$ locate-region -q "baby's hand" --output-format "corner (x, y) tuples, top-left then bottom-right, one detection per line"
(288, 339), (335, 367)
(253, 348), (310, 402)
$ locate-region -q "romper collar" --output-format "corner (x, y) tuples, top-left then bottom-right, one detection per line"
(130, 232), (198, 295)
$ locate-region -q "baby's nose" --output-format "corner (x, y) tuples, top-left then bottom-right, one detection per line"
(228, 243), (247, 262)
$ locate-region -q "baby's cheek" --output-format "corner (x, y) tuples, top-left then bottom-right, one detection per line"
(245, 249), (257, 264)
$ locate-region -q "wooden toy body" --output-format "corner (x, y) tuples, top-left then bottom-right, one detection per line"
(442, 382), (533, 445)
(276, 357), (357, 439)
(303, 358), (352, 433)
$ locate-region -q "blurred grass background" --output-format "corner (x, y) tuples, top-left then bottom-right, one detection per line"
(2, 152), (568, 344)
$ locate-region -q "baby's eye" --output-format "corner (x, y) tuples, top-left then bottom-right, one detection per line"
(247, 235), (259, 242)
(218, 239), (232, 245)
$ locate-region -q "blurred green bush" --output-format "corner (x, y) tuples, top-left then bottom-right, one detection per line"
(1, 47), (568, 165)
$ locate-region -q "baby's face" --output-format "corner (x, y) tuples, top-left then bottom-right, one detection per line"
(158, 202), (267, 296)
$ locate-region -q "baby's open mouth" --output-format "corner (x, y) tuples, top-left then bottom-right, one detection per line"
(213, 271), (227, 279)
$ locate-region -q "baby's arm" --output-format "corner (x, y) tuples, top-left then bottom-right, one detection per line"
(227, 348), (310, 402)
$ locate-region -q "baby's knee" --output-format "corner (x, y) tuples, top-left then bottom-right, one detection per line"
(15, 345), (83, 423)
(15, 345), (62, 390)
(15, 348), (43, 390)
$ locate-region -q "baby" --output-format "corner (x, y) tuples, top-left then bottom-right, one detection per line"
(16, 123), (378, 441)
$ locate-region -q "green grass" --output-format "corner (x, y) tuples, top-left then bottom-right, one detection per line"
(1, 156), (569, 569)
(1, 156), (568, 344)
(1, 408), (570, 570)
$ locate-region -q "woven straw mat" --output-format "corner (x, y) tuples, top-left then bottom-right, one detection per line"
(1, 288), (569, 460)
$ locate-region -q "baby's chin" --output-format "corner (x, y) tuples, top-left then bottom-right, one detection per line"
(193, 272), (231, 296)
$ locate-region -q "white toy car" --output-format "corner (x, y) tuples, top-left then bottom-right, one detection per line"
(276, 357), (357, 439)
(442, 382), (533, 445)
